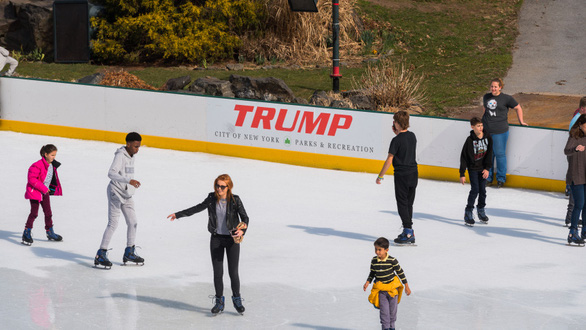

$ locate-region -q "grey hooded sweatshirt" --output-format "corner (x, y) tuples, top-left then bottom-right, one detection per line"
(108, 146), (137, 199)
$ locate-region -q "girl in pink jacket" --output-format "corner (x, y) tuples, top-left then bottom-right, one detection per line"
(22, 144), (63, 245)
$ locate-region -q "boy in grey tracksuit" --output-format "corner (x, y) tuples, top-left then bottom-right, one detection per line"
(94, 132), (144, 268)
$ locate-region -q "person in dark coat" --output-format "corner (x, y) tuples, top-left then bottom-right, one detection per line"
(168, 173), (249, 315)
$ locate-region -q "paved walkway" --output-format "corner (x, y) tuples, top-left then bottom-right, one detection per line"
(505, 0), (586, 96)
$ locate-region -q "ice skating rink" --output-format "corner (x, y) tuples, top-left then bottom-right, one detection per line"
(1, 131), (584, 330)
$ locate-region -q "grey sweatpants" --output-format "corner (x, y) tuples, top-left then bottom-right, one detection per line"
(0, 55), (18, 76)
(99, 184), (137, 249)
(379, 291), (398, 330)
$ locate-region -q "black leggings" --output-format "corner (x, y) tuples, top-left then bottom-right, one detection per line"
(210, 234), (240, 297)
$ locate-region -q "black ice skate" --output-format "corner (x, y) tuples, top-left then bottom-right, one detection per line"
(122, 245), (144, 266)
(22, 228), (33, 246)
(94, 249), (113, 269)
(464, 208), (475, 227)
(46, 227), (63, 241)
(211, 296), (225, 315)
(567, 229), (585, 247)
(477, 208), (489, 224)
(394, 228), (416, 246)
(232, 296), (245, 315)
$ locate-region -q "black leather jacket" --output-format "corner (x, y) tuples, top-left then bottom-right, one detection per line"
(175, 192), (249, 235)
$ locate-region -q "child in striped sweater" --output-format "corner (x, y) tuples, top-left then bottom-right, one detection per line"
(363, 237), (411, 330)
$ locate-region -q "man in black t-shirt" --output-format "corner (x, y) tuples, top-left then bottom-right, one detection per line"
(376, 111), (418, 245)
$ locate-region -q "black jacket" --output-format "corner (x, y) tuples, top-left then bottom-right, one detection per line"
(175, 192), (249, 235)
(459, 130), (493, 177)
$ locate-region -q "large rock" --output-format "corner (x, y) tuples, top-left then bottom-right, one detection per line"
(190, 76), (234, 97)
(348, 93), (373, 110)
(228, 75), (256, 100)
(0, 0), (54, 56)
(163, 75), (191, 91)
(330, 99), (353, 109)
(77, 72), (103, 85)
(342, 89), (374, 110)
(187, 83), (204, 94)
(226, 63), (243, 71)
(309, 90), (332, 107)
(229, 74), (296, 103)
(294, 97), (308, 105)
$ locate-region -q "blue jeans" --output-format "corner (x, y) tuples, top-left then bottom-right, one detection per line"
(488, 131), (508, 183)
(569, 184), (586, 232)
(466, 171), (487, 209)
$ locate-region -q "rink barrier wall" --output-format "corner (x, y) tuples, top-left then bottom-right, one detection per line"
(2, 118), (564, 192)
(0, 77), (567, 192)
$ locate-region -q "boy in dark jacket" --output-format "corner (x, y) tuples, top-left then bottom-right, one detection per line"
(460, 117), (493, 226)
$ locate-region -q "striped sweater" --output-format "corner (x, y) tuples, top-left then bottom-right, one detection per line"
(367, 254), (408, 284)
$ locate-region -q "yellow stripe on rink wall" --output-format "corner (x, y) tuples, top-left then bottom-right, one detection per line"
(0, 119), (565, 193)
(0, 120), (130, 145)
(421, 165), (566, 193)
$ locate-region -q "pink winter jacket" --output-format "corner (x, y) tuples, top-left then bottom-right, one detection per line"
(24, 158), (62, 201)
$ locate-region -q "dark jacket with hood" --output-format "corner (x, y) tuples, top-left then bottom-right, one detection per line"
(459, 130), (493, 177)
(174, 192), (249, 235)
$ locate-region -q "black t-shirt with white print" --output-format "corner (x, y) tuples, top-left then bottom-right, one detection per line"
(482, 93), (519, 135)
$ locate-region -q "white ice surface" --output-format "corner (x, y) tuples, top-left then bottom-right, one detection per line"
(1, 131), (584, 330)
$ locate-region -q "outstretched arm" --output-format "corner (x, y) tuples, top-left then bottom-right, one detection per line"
(167, 195), (212, 221)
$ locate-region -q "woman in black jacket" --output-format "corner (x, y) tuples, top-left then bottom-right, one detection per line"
(167, 174), (249, 315)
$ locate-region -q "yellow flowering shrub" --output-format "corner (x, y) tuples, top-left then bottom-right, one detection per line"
(91, 0), (264, 64)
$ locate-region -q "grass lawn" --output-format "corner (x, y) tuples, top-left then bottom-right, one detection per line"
(355, 0), (522, 115)
(15, 0), (522, 116)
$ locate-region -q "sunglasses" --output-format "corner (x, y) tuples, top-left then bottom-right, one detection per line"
(215, 184), (228, 190)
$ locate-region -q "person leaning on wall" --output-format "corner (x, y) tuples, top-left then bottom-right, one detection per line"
(481, 78), (528, 188)
(0, 46), (18, 77)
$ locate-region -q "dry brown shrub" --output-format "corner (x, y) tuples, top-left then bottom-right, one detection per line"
(241, 0), (362, 65)
(99, 69), (157, 90)
(352, 58), (427, 112)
